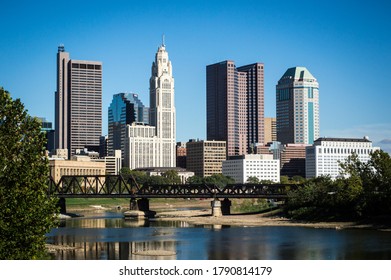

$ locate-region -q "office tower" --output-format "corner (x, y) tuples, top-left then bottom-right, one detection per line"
(108, 93), (149, 157)
(306, 137), (379, 179)
(264, 117), (277, 143)
(276, 66), (319, 145)
(149, 41), (176, 167)
(37, 117), (55, 153)
(280, 143), (308, 178)
(99, 135), (108, 158)
(176, 142), (187, 168)
(186, 140), (226, 177)
(55, 45), (102, 157)
(206, 61), (264, 156)
(124, 123), (157, 169)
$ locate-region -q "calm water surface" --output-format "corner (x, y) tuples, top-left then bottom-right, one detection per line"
(46, 210), (391, 260)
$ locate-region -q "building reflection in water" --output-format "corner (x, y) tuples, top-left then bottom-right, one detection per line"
(50, 239), (178, 260)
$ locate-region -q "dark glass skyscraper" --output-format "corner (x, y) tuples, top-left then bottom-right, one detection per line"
(206, 60), (264, 156)
(108, 92), (149, 157)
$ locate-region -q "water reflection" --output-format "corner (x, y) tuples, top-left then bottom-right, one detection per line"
(47, 211), (391, 260)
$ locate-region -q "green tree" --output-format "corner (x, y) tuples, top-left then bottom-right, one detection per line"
(187, 175), (204, 184)
(147, 175), (169, 185)
(0, 88), (58, 259)
(204, 174), (235, 188)
(340, 150), (391, 215)
(292, 175), (306, 184)
(246, 176), (260, 184)
(161, 170), (181, 184)
(280, 175), (290, 184)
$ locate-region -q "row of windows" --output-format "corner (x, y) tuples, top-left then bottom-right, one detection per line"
(72, 63), (101, 70)
(58, 168), (104, 176)
(318, 148), (373, 155)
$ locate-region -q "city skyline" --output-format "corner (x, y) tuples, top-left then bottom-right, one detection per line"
(1, 0), (390, 153)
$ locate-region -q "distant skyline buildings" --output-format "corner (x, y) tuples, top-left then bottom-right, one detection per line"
(55, 46), (102, 158)
(276, 66), (319, 145)
(206, 60), (264, 156)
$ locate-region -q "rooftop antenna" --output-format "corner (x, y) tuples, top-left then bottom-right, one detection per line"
(162, 34), (165, 47)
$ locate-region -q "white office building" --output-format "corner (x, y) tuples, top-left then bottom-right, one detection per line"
(105, 150), (122, 175)
(124, 123), (158, 169)
(306, 137), (380, 179)
(222, 154), (280, 183)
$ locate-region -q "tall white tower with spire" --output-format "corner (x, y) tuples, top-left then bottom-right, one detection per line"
(149, 38), (176, 167)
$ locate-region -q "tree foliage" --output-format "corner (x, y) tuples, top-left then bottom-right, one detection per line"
(0, 88), (58, 259)
(186, 174), (235, 188)
(286, 150), (391, 220)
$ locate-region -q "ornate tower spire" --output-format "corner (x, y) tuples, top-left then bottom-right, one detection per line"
(149, 38), (176, 167)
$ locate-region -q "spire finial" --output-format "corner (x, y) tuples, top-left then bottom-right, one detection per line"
(162, 34), (165, 47)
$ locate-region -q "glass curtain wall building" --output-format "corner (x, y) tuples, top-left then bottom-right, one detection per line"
(108, 93), (149, 157)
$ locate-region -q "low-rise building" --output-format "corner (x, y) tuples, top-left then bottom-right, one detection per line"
(49, 155), (106, 183)
(306, 136), (380, 179)
(105, 150), (122, 175)
(222, 154), (280, 183)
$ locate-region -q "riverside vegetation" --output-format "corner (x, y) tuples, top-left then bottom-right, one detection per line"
(0, 88), (58, 259)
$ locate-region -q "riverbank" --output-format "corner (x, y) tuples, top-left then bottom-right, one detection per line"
(64, 198), (391, 231)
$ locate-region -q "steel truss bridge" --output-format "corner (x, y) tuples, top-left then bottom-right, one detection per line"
(48, 175), (299, 200)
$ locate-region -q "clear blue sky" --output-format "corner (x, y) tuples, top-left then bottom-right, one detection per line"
(1, 0), (390, 152)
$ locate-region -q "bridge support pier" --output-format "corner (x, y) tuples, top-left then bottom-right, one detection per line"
(137, 198), (150, 212)
(130, 198), (138, 210)
(221, 198), (231, 215)
(211, 199), (222, 217)
(57, 197), (67, 214)
(129, 198), (150, 211)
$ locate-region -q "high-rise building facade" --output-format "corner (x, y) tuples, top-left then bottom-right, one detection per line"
(206, 61), (264, 156)
(264, 117), (277, 144)
(149, 42), (176, 167)
(276, 67), (319, 145)
(55, 46), (102, 157)
(108, 92), (149, 158)
(186, 140), (226, 177)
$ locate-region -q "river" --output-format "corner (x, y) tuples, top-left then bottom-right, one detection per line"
(46, 210), (391, 260)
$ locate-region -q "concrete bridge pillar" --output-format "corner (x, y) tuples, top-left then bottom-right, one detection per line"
(57, 197), (66, 214)
(130, 198), (138, 210)
(137, 198), (150, 212)
(221, 198), (231, 215)
(211, 199), (222, 217)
